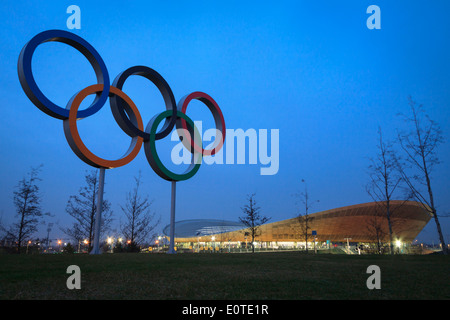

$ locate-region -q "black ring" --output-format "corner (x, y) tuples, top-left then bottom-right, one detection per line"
(110, 65), (177, 141)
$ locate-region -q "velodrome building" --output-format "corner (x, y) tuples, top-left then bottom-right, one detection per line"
(163, 201), (432, 250)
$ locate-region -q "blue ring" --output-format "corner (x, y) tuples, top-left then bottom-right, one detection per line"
(17, 29), (110, 120)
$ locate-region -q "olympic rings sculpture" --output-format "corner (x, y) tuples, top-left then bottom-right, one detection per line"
(18, 30), (225, 182)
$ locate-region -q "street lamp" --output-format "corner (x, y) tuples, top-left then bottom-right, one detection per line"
(82, 239), (88, 253)
(396, 239), (402, 254)
(26, 240), (32, 254)
(158, 236), (162, 252)
(107, 237), (113, 253)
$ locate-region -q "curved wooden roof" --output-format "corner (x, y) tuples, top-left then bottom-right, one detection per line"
(173, 201), (432, 243)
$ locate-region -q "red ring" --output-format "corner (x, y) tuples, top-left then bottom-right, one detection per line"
(178, 92), (225, 156)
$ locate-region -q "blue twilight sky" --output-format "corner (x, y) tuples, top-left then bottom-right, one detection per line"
(0, 1), (449, 244)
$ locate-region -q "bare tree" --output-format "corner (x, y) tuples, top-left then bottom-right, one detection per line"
(239, 194), (270, 253)
(293, 179), (318, 253)
(397, 97), (447, 254)
(120, 171), (160, 252)
(8, 165), (49, 253)
(366, 127), (409, 254)
(62, 170), (113, 252)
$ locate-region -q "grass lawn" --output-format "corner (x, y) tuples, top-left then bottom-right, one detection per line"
(0, 252), (448, 300)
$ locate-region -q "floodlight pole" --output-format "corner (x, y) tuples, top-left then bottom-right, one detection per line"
(167, 180), (177, 254)
(90, 167), (105, 255)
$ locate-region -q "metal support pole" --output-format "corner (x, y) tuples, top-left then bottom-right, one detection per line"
(90, 167), (105, 255)
(167, 180), (177, 254)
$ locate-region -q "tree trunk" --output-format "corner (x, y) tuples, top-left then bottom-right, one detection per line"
(385, 202), (394, 255)
(423, 155), (448, 255)
(432, 208), (448, 254)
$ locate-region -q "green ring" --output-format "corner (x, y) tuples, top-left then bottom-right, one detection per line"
(144, 110), (202, 181)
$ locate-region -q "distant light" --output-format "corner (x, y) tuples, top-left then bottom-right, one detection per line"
(396, 240), (402, 247)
